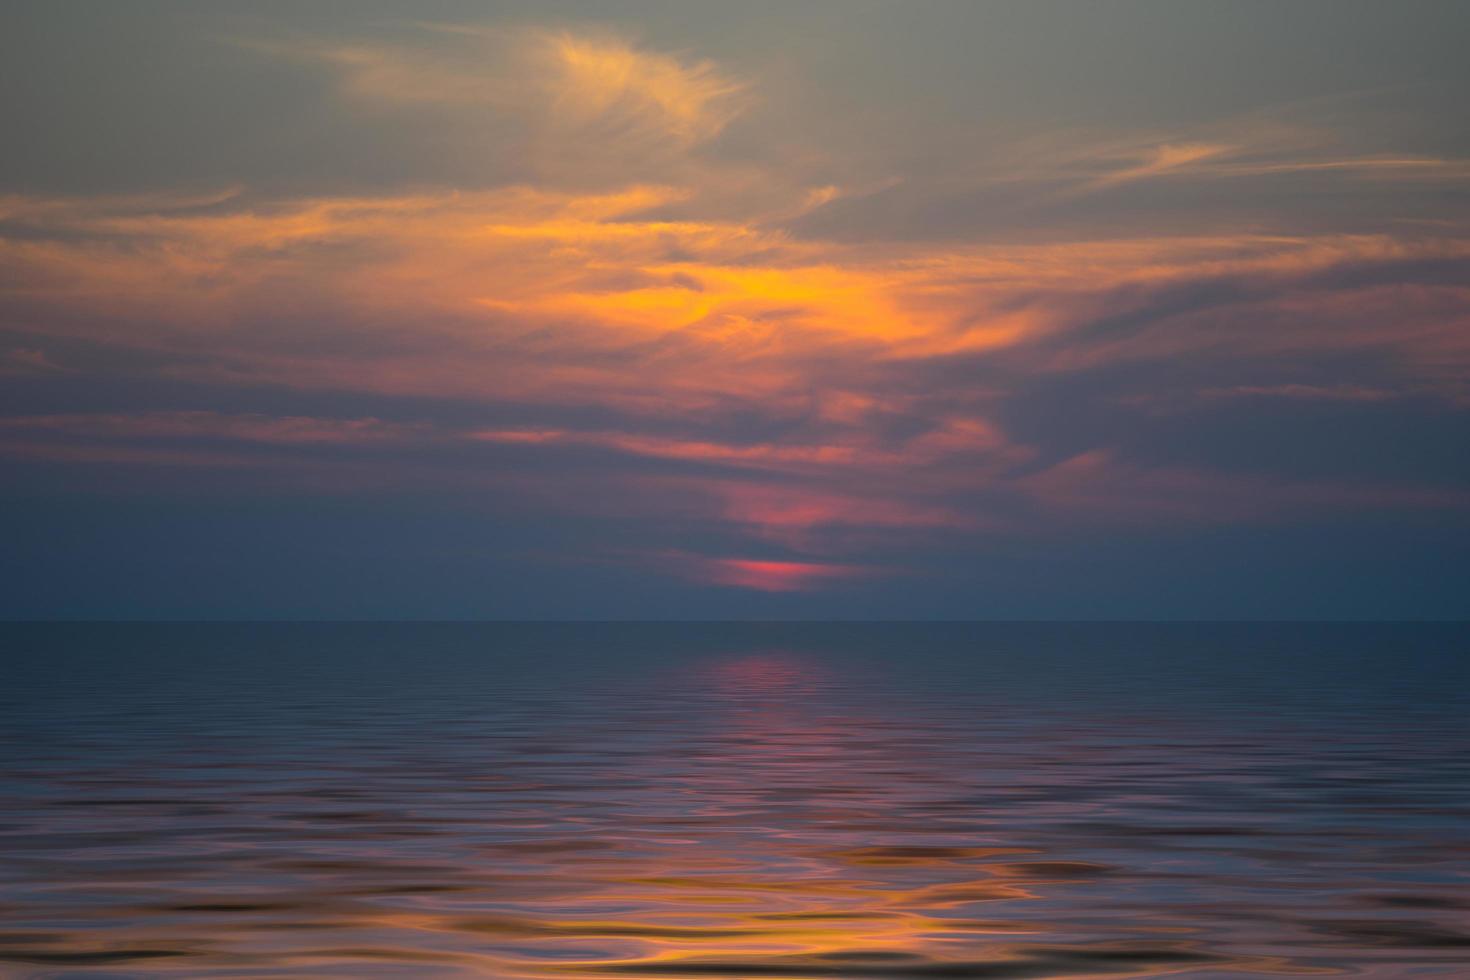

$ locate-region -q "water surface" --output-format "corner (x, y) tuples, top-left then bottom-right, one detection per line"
(1, 623), (1467, 978)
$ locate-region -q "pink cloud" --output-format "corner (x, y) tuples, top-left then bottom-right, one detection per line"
(653, 552), (882, 592)
(0, 412), (417, 444)
(0, 348), (66, 374)
(1017, 450), (1469, 523)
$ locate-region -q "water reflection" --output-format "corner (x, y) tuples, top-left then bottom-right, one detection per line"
(0, 623), (1467, 977)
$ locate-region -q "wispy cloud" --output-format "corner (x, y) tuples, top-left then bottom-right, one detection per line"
(0, 412), (417, 444)
(1016, 450), (1468, 523)
(1198, 384), (1398, 403)
(3, 25), (1468, 596)
(0, 347), (66, 374)
(244, 23), (750, 191)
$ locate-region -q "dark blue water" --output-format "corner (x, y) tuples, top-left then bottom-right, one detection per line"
(1, 623), (1467, 978)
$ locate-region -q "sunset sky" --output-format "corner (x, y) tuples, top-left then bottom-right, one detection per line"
(3, 0), (1467, 619)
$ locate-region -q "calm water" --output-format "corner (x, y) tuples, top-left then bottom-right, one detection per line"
(1, 623), (1467, 979)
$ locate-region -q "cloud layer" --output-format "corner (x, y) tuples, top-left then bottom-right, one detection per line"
(2, 11), (1467, 616)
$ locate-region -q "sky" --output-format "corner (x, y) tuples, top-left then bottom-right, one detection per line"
(2, 0), (1467, 620)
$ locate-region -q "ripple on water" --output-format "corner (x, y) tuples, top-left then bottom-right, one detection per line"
(0, 622), (1467, 978)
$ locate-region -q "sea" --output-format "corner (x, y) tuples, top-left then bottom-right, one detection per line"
(1, 622), (1467, 978)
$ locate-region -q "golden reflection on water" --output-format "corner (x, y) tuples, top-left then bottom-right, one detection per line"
(426, 652), (1313, 979)
(2, 626), (1468, 978)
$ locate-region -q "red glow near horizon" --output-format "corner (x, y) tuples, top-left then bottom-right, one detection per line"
(698, 557), (871, 592)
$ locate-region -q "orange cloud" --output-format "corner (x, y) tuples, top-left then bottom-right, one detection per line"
(6, 178), (1468, 393)
(4, 179), (1466, 560)
(1071, 141), (1233, 196)
(541, 31), (747, 146)
(3, 29), (1469, 579)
